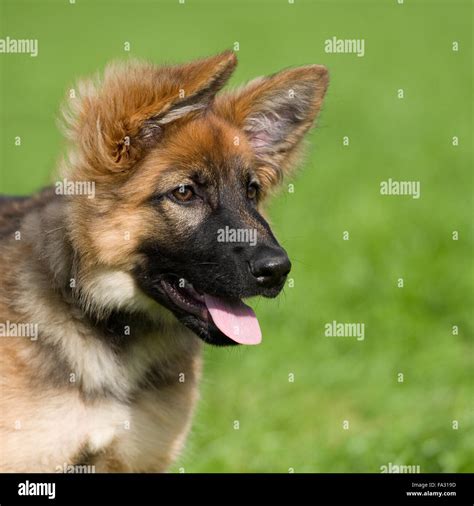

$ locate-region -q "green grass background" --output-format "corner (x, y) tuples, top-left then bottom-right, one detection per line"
(0, 0), (472, 472)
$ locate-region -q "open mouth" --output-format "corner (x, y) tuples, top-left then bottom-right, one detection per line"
(160, 276), (262, 345)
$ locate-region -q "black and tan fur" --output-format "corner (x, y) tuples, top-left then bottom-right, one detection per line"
(0, 51), (328, 471)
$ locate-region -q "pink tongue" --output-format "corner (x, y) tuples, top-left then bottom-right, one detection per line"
(204, 295), (262, 345)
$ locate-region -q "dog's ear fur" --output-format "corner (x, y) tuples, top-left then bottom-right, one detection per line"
(62, 51), (237, 179)
(213, 65), (329, 188)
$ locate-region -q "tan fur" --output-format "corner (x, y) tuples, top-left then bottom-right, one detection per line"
(214, 64), (329, 188)
(0, 220), (202, 471)
(0, 51), (328, 472)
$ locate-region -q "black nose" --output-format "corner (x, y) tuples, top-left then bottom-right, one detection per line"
(249, 246), (291, 288)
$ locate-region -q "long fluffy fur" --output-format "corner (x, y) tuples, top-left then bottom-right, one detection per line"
(0, 51), (328, 472)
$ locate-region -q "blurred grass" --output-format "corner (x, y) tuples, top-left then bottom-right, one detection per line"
(0, 0), (472, 472)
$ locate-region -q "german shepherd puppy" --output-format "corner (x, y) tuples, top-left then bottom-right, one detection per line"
(0, 51), (328, 472)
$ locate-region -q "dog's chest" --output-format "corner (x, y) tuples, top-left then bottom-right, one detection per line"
(74, 339), (202, 472)
(78, 376), (200, 472)
(4, 302), (203, 472)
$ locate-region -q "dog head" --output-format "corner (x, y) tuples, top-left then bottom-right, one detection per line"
(62, 51), (328, 345)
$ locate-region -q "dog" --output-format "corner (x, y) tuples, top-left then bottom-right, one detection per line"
(0, 51), (328, 472)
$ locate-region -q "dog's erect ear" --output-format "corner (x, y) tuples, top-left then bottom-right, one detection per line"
(62, 51), (237, 178)
(213, 65), (328, 187)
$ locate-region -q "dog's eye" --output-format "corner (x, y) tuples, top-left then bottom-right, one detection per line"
(247, 183), (259, 201)
(171, 185), (195, 203)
